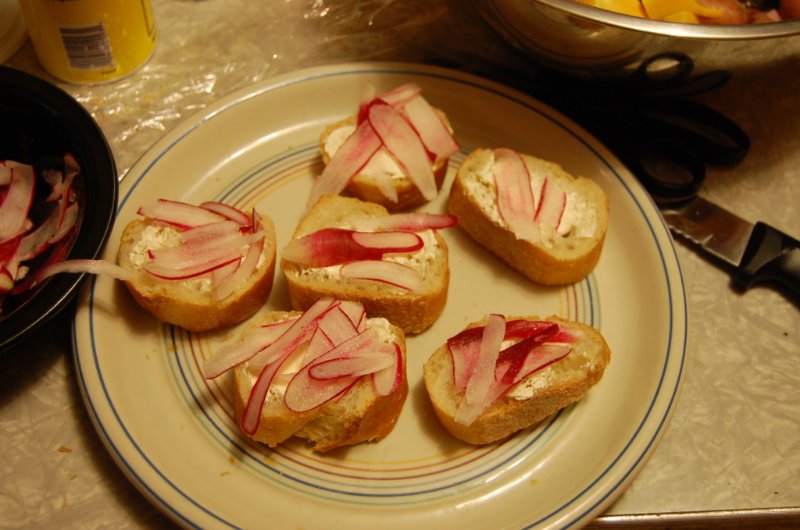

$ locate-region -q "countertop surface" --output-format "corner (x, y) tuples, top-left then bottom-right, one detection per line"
(2, 0), (799, 528)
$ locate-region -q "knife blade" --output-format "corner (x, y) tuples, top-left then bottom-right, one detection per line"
(660, 196), (800, 298)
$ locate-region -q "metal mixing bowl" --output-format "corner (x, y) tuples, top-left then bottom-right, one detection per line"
(474, 0), (800, 78)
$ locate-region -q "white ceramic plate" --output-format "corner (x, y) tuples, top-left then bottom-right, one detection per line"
(72, 63), (687, 529)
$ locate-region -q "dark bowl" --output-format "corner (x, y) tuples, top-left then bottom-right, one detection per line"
(0, 66), (118, 353)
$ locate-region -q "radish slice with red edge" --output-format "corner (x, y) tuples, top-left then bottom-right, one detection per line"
(213, 229), (264, 300)
(535, 176), (567, 229)
(137, 199), (228, 229)
(495, 324), (559, 383)
(200, 201), (251, 227)
(457, 314), (505, 425)
(375, 82), (422, 110)
(372, 343), (403, 396)
(493, 148), (540, 243)
(284, 327), (385, 412)
(339, 260), (425, 292)
(282, 228), (422, 267)
(402, 94), (460, 163)
(349, 212), (457, 233)
(0, 163), (35, 242)
(497, 342), (571, 386)
(317, 304), (361, 346)
(338, 300), (367, 331)
(202, 318), (296, 379)
(247, 297), (339, 372)
(308, 350), (395, 380)
(306, 120), (382, 211)
(367, 102), (438, 201)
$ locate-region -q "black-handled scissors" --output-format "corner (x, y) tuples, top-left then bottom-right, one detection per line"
(530, 52), (751, 205)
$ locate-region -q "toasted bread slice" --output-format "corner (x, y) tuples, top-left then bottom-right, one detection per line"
(423, 315), (610, 445)
(116, 212), (276, 332)
(319, 111), (452, 212)
(448, 148), (608, 285)
(230, 309), (408, 452)
(281, 195), (449, 334)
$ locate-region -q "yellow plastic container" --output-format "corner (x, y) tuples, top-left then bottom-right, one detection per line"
(18, 0), (157, 84)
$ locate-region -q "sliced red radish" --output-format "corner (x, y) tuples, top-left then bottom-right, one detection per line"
(497, 342), (571, 387)
(493, 148), (539, 243)
(317, 304), (360, 346)
(535, 177), (567, 229)
(372, 343), (403, 396)
(242, 343), (306, 435)
(202, 318), (296, 379)
(340, 260), (425, 292)
(495, 325), (560, 384)
(284, 328), (385, 412)
(367, 102), (438, 201)
(456, 314), (505, 425)
(338, 300), (367, 331)
(200, 201), (252, 227)
(306, 120), (382, 211)
(0, 163), (35, 242)
(137, 199), (228, 229)
(302, 326), (336, 365)
(308, 350), (395, 380)
(375, 82), (422, 109)
(213, 229), (264, 300)
(349, 212), (457, 233)
(247, 297), (339, 371)
(282, 228), (422, 267)
(402, 94), (460, 163)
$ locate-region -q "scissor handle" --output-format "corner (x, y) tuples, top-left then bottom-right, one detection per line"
(643, 98), (751, 166)
(631, 135), (706, 206)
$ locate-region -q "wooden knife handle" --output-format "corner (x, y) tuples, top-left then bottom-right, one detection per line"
(735, 222), (800, 299)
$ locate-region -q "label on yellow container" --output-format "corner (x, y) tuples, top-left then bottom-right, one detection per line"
(19, 0), (157, 84)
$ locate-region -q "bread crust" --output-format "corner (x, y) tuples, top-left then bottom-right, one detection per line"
(116, 213), (276, 332)
(231, 310), (409, 452)
(448, 149), (608, 285)
(423, 315), (610, 445)
(319, 114), (450, 211)
(281, 195), (449, 334)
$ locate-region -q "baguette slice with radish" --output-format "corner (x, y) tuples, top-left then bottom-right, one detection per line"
(448, 148), (608, 285)
(313, 83), (459, 212)
(423, 314), (610, 445)
(116, 200), (276, 332)
(281, 194), (454, 334)
(203, 298), (408, 452)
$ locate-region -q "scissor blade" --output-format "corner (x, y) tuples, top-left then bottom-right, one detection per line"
(660, 196), (753, 267)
